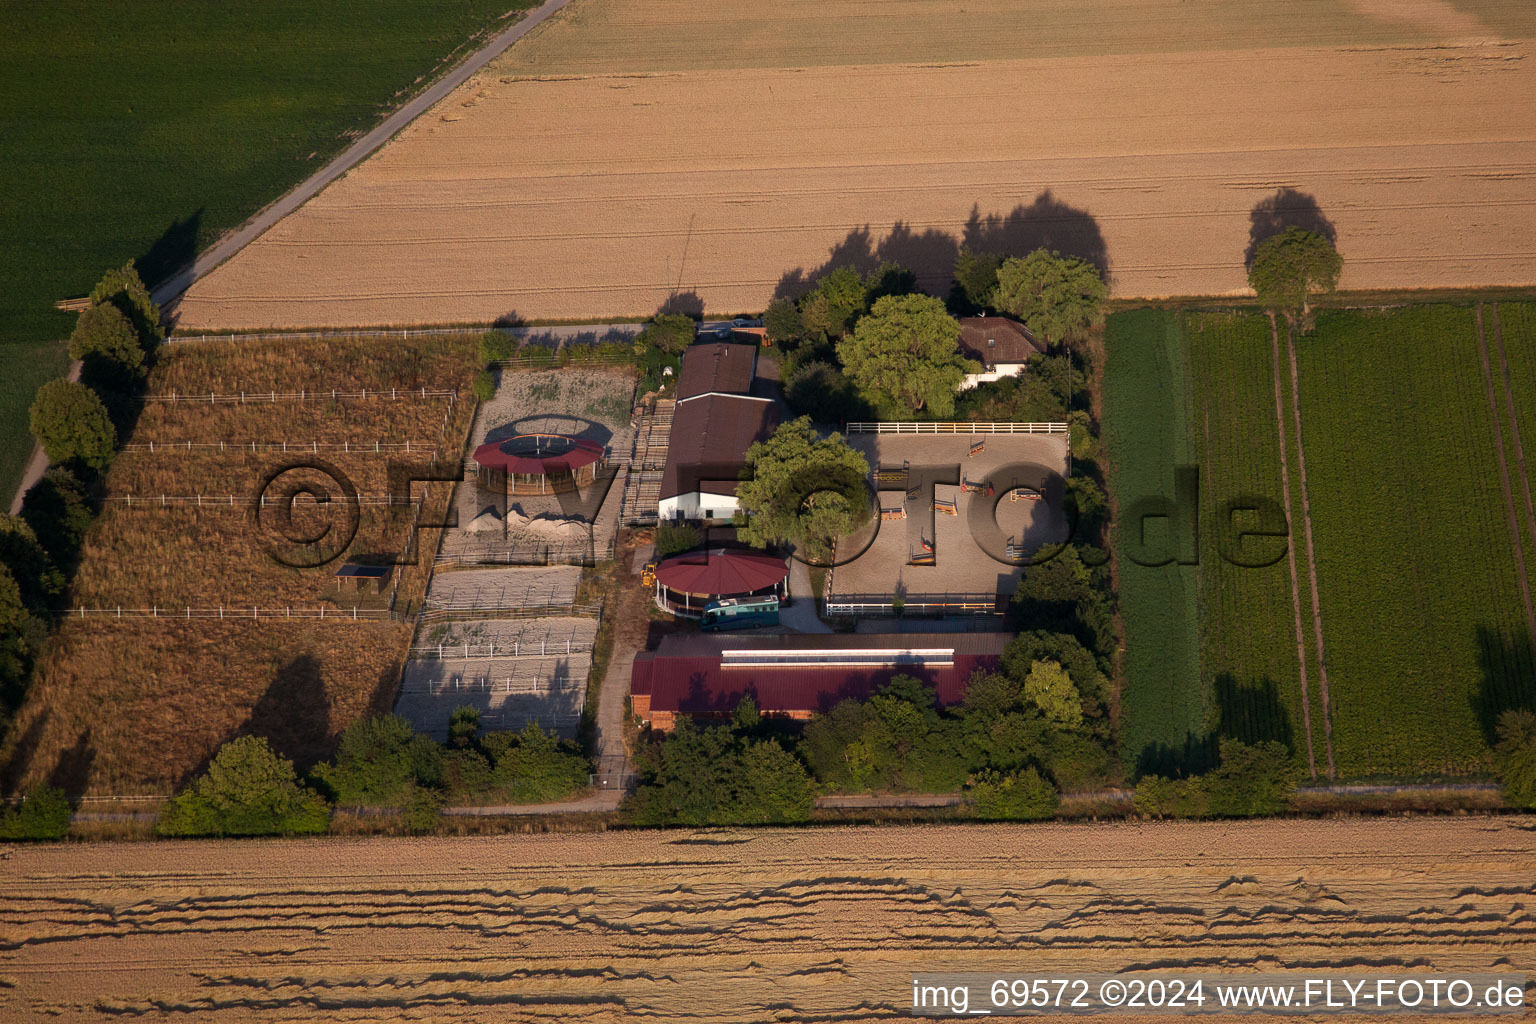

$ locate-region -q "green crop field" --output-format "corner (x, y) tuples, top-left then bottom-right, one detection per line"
(1101, 310), (1203, 775)
(0, 0), (537, 498)
(1295, 305), (1536, 777)
(1104, 303), (1536, 781)
(1187, 312), (1326, 774)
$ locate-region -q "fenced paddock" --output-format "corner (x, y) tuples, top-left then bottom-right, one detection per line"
(397, 653), (591, 739)
(411, 615), (599, 660)
(422, 565), (582, 611)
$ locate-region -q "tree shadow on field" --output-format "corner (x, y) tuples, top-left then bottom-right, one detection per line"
(1214, 673), (1294, 751)
(1135, 731), (1219, 780)
(659, 290), (705, 320)
(1472, 625), (1536, 745)
(137, 209), (202, 289)
(243, 654), (332, 772)
(0, 710), (51, 797)
(1134, 674), (1296, 780)
(772, 193), (1109, 302)
(47, 728), (96, 798)
(1244, 189), (1336, 270)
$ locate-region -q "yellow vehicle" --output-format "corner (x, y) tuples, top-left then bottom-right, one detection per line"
(640, 561), (656, 587)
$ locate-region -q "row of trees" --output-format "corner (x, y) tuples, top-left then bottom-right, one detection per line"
(1, 264), (162, 828)
(157, 710), (589, 837)
(629, 624), (1120, 825)
(768, 249), (1106, 423)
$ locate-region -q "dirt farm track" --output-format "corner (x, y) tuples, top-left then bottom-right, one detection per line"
(1, 817), (1533, 1021)
(174, 0), (1536, 328)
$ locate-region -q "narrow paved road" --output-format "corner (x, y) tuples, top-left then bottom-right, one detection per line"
(150, 0), (579, 310)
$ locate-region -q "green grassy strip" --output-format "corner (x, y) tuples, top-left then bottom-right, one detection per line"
(1102, 309), (1203, 773)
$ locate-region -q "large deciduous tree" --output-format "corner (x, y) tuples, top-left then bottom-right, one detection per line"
(1247, 226), (1342, 330)
(90, 260), (163, 348)
(29, 380), (116, 471)
(992, 250), (1107, 345)
(836, 294), (972, 416)
(156, 735), (331, 836)
(736, 417), (870, 562)
(635, 313), (697, 356)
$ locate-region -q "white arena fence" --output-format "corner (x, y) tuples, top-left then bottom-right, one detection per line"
(842, 421), (1067, 434)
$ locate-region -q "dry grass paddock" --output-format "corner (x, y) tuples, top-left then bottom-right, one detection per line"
(175, 0), (1536, 328)
(0, 336), (479, 796)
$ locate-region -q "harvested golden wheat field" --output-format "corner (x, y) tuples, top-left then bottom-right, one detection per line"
(1, 818), (1533, 1021)
(174, 0), (1536, 328)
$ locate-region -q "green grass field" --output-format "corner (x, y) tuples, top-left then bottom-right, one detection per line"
(1101, 310), (1203, 775)
(0, 1), (535, 500)
(1104, 303), (1536, 780)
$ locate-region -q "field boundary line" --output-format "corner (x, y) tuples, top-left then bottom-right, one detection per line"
(1269, 314), (1318, 780)
(1474, 303), (1536, 653)
(1284, 320), (1336, 779)
(1491, 304), (1536, 583)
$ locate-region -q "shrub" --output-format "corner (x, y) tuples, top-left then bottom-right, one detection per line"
(1493, 709), (1536, 810)
(89, 261), (163, 348)
(472, 369), (496, 401)
(0, 514), (63, 612)
(479, 331), (518, 365)
(20, 468), (95, 570)
(69, 303), (147, 390)
(401, 783), (444, 833)
(636, 313), (697, 356)
(1045, 732), (1113, 791)
(156, 736), (330, 836)
(1204, 738), (1299, 816)
(311, 713), (443, 805)
(967, 767), (1059, 821)
(486, 723), (590, 804)
(0, 785), (72, 841)
(29, 380), (116, 471)
(653, 521), (701, 558)
(1023, 659), (1083, 728)
(784, 360), (869, 423)
(1133, 774), (1212, 818)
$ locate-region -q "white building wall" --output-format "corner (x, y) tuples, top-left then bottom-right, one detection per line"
(959, 362), (1027, 390)
(658, 490), (743, 521)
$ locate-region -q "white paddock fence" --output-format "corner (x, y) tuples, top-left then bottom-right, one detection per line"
(409, 638), (594, 661)
(843, 421), (1068, 434)
(67, 605), (397, 621)
(121, 439), (439, 455)
(141, 386), (457, 404)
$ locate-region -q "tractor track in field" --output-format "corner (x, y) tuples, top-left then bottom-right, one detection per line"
(1474, 302), (1536, 654)
(1491, 304), (1536, 584)
(1268, 313), (1318, 780)
(1282, 319), (1337, 779)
